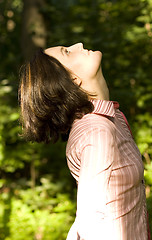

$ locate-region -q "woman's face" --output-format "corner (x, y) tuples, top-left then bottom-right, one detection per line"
(45, 43), (102, 83)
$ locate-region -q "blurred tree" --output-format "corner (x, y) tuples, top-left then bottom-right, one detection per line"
(21, 0), (47, 59)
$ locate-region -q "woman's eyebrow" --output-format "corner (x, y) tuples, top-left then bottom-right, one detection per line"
(60, 47), (64, 56)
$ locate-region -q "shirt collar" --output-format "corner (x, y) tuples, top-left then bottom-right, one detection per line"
(90, 99), (119, 117)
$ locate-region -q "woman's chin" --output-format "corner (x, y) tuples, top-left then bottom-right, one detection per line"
(96, 50), (102, 57)
(93, 50), (102, 63)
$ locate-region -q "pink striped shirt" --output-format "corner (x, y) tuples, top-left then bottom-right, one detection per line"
(66, 99), (148, 240)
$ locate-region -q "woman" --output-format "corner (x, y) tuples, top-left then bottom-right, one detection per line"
(19, 43), (150, 239)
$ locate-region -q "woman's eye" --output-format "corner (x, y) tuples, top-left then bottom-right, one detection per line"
(65, 49), (70, 55)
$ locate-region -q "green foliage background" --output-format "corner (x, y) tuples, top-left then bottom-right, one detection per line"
(0, 0), (152, 239)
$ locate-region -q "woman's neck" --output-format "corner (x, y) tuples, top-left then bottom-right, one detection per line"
(90, 67), (109, 101)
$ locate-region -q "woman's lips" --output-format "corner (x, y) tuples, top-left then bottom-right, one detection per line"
(84, 49), (93, 54)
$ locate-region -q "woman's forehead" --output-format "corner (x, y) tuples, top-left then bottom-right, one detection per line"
(45, 46), (61, 54)
(44, 46), (65, 62)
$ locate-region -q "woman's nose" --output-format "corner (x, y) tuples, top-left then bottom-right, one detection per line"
(76, 42), (83, 49)
(69, 42), (83, 50)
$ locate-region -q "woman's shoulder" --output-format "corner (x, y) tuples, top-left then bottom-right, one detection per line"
(73, 112), (114, 132)
(67, 113), (115, 147)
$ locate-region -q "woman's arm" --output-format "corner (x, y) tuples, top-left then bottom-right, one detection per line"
(76, 126), (115, 239)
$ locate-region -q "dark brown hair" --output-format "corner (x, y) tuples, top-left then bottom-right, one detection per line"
(18, 48), (94, 143)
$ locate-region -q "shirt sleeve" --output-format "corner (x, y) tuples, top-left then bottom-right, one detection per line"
(76, 126), (115, 240)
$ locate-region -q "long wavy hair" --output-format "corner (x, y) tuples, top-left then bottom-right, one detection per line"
(18, 48), (94, 143)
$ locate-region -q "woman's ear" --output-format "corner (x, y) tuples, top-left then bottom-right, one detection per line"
(72, 76), (82, 87)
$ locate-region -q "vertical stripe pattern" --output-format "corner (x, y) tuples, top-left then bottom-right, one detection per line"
(66, 99), (148, 240)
